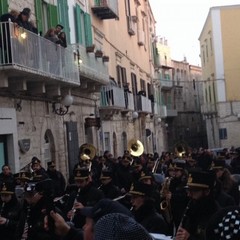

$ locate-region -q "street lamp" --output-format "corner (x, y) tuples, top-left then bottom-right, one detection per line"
(52, 95), (74, 116)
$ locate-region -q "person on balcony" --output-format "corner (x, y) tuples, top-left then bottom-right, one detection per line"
(0, 10), (19, 63)
(16, 8), (38, 34)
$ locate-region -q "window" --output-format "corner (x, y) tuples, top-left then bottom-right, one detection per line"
(35, 0), (58, 36)
(0, 0), (8, 16)
(116, 65), (127, 88)
(75, 4), (93, 46)
(104, 132), (110, 152)
(219, 128), (227, 140)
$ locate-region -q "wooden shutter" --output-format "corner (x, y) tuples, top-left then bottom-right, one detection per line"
(0, 0), (8, 16)
(75, 4), (83, 44)
(84, 13), (93, 47)
(47, 4), (58, 28)
(35, 0), (43, 35)
(57, 0), (70, 43)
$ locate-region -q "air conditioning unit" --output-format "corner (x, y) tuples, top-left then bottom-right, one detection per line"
(138, 29), (145, 46)
(127, 16), (137, 36)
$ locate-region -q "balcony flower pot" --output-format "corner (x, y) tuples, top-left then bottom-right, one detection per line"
(86, 44), (95, 53)
(102, 55), (109, 62)
(95, 50), (103, 58)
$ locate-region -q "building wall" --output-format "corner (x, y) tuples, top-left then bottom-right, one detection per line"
(199, 5), (240, 148)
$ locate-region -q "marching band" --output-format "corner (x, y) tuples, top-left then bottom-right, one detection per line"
(0, 141), (240, 239)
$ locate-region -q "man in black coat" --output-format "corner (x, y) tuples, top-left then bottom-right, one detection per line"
(46, 161), (66, 198)
(0, 182), (21, 240)
(175, 170), (220, 240)
(0, 10), (19, 63)
(65, 167), (104, 228)
(129, 181), (169, 235)
(16, 179), (60, 240)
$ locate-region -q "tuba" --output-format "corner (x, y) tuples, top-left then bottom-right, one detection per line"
(78, 143), (96, 171)
(175, 143), (186, 158)
(127, 139), (144, 157)
(160, 177), (173, 225)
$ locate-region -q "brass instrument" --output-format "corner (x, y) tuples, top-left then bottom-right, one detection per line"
(152, 158), (160, 173)
(79, 143), (96, 171)
(127, 139), (144, 157)
(160, 177), (173, 224)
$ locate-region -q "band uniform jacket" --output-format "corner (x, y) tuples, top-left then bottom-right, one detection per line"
(65, 183), (104, 228)
(0, 196), (21, 240)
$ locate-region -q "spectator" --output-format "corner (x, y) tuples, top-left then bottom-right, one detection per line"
(57, 31), (67, 48)
(16, 8), (37, 33)
(44, 28), (59, 44)
(0, 10), (19, 63)
(55, 24), (64, 37)
(0, 165), (15, 186)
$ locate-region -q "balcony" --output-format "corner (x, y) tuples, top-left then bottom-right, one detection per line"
(201, 103), (217, 115)
(100, 86), (135, 116)
(166, 108), (178, 117)
(73, 44), (109, 92)
(136, 95), (152, 114)
(91, 0), (119, 20)
(153, 102), (162, 116)
(160, 78), (173, 89)
(0, 22), (79, 96)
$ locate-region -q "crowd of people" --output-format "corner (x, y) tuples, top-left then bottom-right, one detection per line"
(0, 146), (240, 239)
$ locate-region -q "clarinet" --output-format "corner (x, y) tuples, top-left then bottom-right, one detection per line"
(173, 200), (193, 239)
(0, 202), (5, 217)
(69, 187), (81, 223)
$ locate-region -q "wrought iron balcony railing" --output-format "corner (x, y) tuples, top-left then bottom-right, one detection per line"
(73, 44), (109, 85)
(100, 85), (135, 111)
(0, 22), (80, 86)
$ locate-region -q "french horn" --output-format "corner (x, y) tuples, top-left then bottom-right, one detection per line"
(127, 139), (144, 157)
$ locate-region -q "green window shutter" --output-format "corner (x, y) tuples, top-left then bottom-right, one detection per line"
(47, 4), (58, 28)
(35, 0), (43, 35)
(0, 0), (8, 16)
(75, 4), (83, 44)
(57, 0), (70, 43)
(84, 13), (93, 47)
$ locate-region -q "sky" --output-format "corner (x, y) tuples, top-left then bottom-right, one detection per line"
(149, 0), (240, 66)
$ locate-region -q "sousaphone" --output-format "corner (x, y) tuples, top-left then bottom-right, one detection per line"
(79, 143), (96, 161)
(127, 139), (144, 157)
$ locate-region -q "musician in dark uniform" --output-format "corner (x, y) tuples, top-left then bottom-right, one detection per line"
(46, 161), (66, 198)
(115, 155), (133, 194)
(129, 181), (169, 235)
(65, 167), (104, 228)
(31, 157), (48, 180)
(98, 168), (121, 199)
(16, 179), (60, 240)
(175, 170), (220, 240)
(168, 161), (189, 229)
(0, 182), (21, 240)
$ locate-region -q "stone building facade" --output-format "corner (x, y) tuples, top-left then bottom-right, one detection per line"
(199, 5), (240, 149)
(0, 0), (166, 178)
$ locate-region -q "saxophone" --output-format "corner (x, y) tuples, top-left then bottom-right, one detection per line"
(160, 177), (173, 224)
